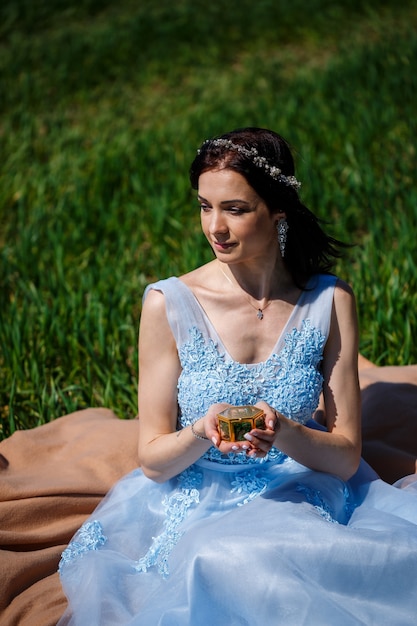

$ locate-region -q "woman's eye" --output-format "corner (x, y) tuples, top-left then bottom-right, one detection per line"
(228, 207), (245, 215)
(199, 204), (210, 212)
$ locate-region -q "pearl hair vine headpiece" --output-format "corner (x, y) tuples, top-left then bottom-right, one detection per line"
(197, 138), (301, 190)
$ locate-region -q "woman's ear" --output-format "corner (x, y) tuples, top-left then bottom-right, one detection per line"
(274, 210), (287, 223)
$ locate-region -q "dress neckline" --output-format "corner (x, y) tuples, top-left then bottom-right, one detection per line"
(174, 276), (313, 366)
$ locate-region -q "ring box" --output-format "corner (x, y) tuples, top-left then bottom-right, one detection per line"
(217, 405), (266, 442)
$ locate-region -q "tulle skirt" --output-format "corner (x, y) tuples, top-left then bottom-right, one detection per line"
(58, 449), (417, 626)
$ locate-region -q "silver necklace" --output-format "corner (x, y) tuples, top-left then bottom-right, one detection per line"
(218, 263), (272, 320)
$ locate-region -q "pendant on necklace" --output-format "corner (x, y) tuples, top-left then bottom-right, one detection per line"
(257, 309), (264, 320)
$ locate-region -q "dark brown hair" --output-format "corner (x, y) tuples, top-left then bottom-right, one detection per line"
(190, 127), (348, 287)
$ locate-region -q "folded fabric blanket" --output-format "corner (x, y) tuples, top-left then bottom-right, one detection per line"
(0, 409), (139, 626)
(356, 357), (417, 482)
(1, 363), (416, 625)
(360, 382), (417, 482)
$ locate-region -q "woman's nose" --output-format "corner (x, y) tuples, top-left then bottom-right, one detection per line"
(209, 210), (228, 235)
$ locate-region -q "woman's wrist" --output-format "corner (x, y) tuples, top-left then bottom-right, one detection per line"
(271, 411), (287, 446)
(190, 420), (209, 442)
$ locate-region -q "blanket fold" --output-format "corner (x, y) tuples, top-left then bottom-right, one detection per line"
(0, 409), (139, 626)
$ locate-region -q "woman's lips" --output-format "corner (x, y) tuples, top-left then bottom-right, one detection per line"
(213, 241), (236, 250)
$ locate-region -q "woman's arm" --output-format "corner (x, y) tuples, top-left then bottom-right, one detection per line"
(248, 281), (362, 480)
(137, 289), (212, 482)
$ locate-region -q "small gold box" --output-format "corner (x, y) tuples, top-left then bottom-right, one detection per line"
(217, 405), (266, 442)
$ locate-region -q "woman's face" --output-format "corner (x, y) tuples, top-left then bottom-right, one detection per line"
(198, 168), (283, 265)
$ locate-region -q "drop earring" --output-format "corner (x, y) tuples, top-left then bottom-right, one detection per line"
(277, 218), (288, 258)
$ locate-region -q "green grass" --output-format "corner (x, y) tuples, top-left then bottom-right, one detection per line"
(1, 0), (417, 438)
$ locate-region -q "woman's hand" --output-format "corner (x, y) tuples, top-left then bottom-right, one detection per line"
(244, 401), (281, 458)
(204, 403), (235, 453)
(204, 401), (281, 457)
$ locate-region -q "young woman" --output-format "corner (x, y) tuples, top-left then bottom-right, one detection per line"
(58, 128), (417, 625)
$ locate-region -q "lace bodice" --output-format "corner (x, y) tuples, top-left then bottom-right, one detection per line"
(144, 274), (336, 466)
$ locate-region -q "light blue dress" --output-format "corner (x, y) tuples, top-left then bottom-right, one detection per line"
(58, 275), (417, 625)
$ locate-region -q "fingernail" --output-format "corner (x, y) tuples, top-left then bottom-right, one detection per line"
(211, 437), (217, 446)
(268, 420), (274, 429)
(231, 445), (239, 450)
(242, 444), (249, 450)
(244, 433), (253, 441)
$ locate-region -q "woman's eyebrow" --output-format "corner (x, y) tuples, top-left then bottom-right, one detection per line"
(197, 194), (250, 205)
(220, 199), (251, 205)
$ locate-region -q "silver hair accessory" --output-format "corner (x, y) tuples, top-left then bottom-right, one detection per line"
(198, 138), (301, 190)
(277, 218), (289, 258)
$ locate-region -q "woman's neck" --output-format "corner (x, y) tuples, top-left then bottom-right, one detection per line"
(216, 259), (293, 302)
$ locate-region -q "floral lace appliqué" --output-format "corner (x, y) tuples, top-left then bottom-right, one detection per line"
(343, 484), (355, 521)
(296, 484), (337, 523)
(59, 520), (107, 572)
(231, 470), (270, 505)
(201, 445), (288, 467)
(134, 468), (203, 579)
(177, 321), (325, 467)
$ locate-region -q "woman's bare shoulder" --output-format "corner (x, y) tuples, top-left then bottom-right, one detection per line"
(333, 277), (355, 299)
(179, 261), (218, 291)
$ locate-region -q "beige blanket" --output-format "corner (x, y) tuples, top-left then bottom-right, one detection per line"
(358, 358), (417, 482)
(1, 360), (416, 625)
(0, 409), (139, 626)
